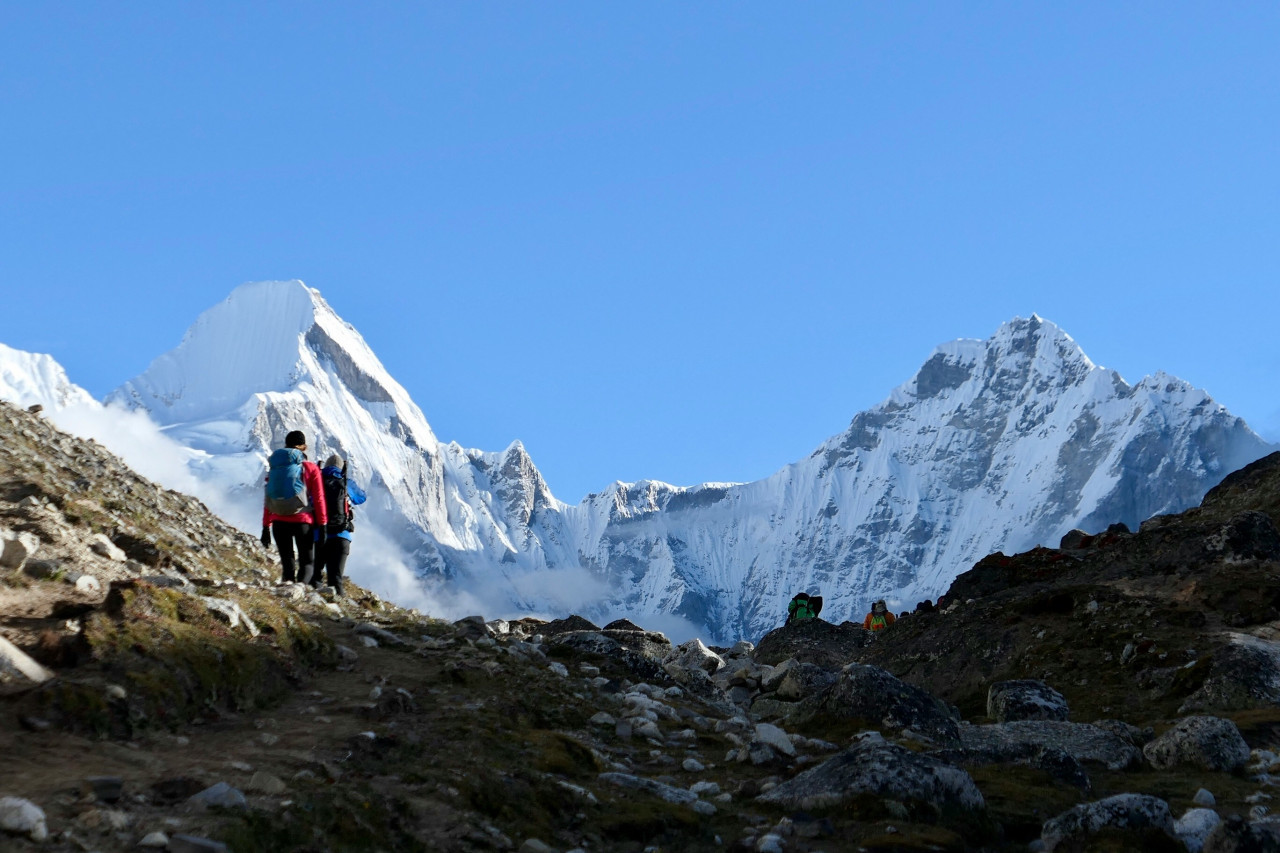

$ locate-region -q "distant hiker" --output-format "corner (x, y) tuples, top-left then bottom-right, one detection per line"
(915, 598), (936, 615)
(863, 599), (896, 632)
(261, 430), (327, 584)
(785, 592), (823, 625)
(319, 453), (367, 596)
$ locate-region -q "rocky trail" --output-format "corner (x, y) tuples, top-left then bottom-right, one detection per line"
(3, 400), (1280, 852)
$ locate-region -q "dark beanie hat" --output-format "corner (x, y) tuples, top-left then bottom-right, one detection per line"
(285, 430), (307, 448)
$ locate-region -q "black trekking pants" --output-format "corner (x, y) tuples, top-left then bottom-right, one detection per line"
(272, 521), (315, 584)
(323, 537), (350, 592)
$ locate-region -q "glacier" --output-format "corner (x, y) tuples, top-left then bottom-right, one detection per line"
(4, 281), (1272, 643)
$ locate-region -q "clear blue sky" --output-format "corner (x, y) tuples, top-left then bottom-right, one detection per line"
(2, 4), (1277, 503)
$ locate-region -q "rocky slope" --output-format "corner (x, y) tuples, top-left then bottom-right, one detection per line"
(99, 281), (1273, 643)
(2, 400), (1280, 851)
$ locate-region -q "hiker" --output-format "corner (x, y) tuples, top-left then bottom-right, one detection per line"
(260, 430), (327, 584)
(319, 453), (367, 596)
(785, 592), (823, 625)
(863, 599), (896, 632)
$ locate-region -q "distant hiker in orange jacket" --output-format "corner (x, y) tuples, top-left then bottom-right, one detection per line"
(863, 599), (896, 632)
(261, 430), (328, 585)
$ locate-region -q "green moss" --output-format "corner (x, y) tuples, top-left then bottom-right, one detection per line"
(40, 582), (336, 735)
(531, 730), (601, 779)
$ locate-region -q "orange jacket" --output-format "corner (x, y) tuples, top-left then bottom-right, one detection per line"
(863, 610), (896, 631)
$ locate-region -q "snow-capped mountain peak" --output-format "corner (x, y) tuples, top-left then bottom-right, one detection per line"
(7, 286), (1271, 643)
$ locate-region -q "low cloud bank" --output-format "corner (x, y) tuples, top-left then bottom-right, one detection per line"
(13, 394), (718, 646)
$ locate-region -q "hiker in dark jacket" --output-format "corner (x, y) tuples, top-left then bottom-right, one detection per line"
(261, 430), (328, 584)
(319, 453), (366, 596)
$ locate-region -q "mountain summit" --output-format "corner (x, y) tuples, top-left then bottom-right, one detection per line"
(70, 284), (1280, 640)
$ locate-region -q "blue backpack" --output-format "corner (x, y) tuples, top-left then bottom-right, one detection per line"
(265, 448), (309, 516)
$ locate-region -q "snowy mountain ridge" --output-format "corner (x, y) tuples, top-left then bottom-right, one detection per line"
(3, 281), (1272, 642)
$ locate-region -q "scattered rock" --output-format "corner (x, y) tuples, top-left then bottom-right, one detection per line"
(84, 774), (124, 803)
(89, 532), (127, 561)
(959, 720), (1141, 770)
(758, 734), (985, 813)
(1143, 716), (1251, 772)
(0, 796), (48, 842)
(805, 664), (961, 746)
(1176, 808), (1222, 853)
(753, 618), (870, 668)
(187, 781), (247, 809)
(169, 835), (231, 853)
(987, 679), (1069, 722)
(598, 772), (698, 805)
(0, 634), (55, 683)
(1040, 793), (1175, 852)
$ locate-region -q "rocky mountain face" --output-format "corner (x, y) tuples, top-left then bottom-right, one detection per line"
(3, 397), (1280, 851)
(101, 283), (1274, 643)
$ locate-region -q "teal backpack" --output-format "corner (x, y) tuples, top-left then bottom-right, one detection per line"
(265, 448), (309, 515)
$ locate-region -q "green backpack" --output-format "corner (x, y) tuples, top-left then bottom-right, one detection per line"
(786, 593), (821, 624)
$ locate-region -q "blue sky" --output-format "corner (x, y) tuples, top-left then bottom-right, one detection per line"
(2, 4), (1277, 502)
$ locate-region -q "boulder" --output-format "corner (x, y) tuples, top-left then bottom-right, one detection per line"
(1202, 815), (1280, 853)
(664, 638), (725, 675)
(200, 596), (260, 637)
(1180, 634), (1280, 713)
(753, 619), (870, 668)
(539, 615), (601, 636)
(986, 679), (1069, 723)
(757, 734), (985, 814)
(0, 796), (48, 842)
(1059, 528), (1090, 550)
(958, 720), (1141, 770)
(0, 634), (54, 683)
(1143, 716), (1251, 772)
(774, 662), (839, 701)
(598, 772), (697, 805)
(89, 533), (127, 561)
(1175, 808), (1222, 853)
(450, 615), (491, 641)
(1040, 793), (1175, 852)
(0, 529), (40, 569)
(751, 723), (797, 758)
(804, 664), (961, 747)
(550, 631), (670, 684)
(1205, 511), (1280, 562)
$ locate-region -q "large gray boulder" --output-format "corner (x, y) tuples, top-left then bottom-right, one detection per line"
(803, 664), (961, 747)
(959, 720), (1141, 770)
(549, 630), (672, 684)
(664, 638), (725, 675)
(1180, 634), (1280, 714)
(773, 661), (839, 701)
(986, 679), (1069, 723)
(757, 733), (985, 814)
(1143, 716), (1251, 772)
(1041, 794), (1175, 852)
(753, 619), (869, 668)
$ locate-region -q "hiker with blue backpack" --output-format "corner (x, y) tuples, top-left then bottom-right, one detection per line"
(319, 453), (366, 597)
(260, 430), (328, 585)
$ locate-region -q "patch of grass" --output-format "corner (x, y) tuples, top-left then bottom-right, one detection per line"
(33, 582), (335, 735)
(1227, 707), (1280, 750)
(967, 764), (1085, 845)
(530, 730), (602, 779)
(223, 791), (430, 853)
